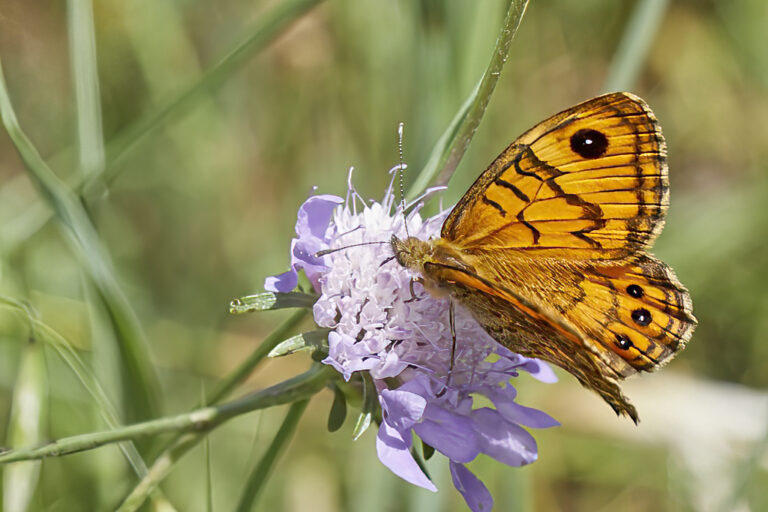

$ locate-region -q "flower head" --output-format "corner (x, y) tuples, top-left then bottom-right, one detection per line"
(267, 168), (558, 511)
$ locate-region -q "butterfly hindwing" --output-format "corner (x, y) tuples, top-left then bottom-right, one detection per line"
(442, 92), (668, 262)
(566, 255), (696, 374)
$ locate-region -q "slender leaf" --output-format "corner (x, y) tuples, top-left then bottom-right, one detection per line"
(327, 383), (347, 432)
(603, 0), (670, 92)
(115, 365), (333, 512)
(408, 0), (530, 197)
(0, 59), (160, 421)
(86, 0), (326, 194)
(352, 372), (378, 441)
(0, 364), (334, 465)
(3, 336), (46, 512)
(268, 329), (329, 357)
(229, 292), (317, 314)
(235, 400), (309, 512)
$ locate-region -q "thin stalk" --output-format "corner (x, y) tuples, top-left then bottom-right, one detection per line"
(85, 0), (325, 195)
(408, 0), (530, 197)
(0, 364), (333, 465)
(0, 58), (160, 421)
(116, 366), (333, 512)
(3, 0), (326, 255)
(116, 309), (310, 511)
(602, 0), (670, 93)
(234, 400), (309, 512)
(67, 0), (105, 180)
(208, 309), (308, 405)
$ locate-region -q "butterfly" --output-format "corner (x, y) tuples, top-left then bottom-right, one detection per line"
(392, 92), (696, 423)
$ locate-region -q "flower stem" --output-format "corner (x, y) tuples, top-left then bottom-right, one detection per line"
(602, 0), (670, 93)
(208, 309), (309, 404)
(408, 0), (530, 198)
(0, 364), (334, 466)
(85, 0), (326, 195)
(234, 400), (309, 512)
(0, 57), (161, 422)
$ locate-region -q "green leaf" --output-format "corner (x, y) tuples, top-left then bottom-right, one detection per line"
(234, 400), (310, 512)
(3, 336), (46, 512)
(0, 57), (160, 421)
(352, 373), (378, 441)
(327, 383), (348, 432)
(268, 329), (329, 358)
(602, 0), (670, 93)
(229, 292), (317, 314)
(407, 0), (531, 198)
(422, 440), (435, 461)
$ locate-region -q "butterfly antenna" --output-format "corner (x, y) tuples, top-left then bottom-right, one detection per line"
(397, 122), (410, 239)
(315, 241), (390, 258)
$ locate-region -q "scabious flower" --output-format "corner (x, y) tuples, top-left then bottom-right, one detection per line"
(266, 167), (559, 511)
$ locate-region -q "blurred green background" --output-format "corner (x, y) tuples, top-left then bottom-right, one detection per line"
(0, 0), (767, 510)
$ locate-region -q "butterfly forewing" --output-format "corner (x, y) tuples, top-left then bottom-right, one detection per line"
(442, 92), (668, 262)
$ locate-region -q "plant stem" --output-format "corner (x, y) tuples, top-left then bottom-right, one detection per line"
(409, 0), (530, 197)
(85, 0), (326, 195)
(234, 400), (309, 512)
(0, 57), (161, 421)
(602, 0), (670, 92)
(0, 364), (334, 465)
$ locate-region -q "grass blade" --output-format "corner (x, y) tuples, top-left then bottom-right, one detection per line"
(602, 0), (670, 92)
(408, 0), (530, 197)
(2, 335), (46, 512)
(67, 0), (105, 180)
(0, 58), (161, 421)
(235, 400), (309, 512)
(86, 0), (325, 194)
(115, 365), (333, 512)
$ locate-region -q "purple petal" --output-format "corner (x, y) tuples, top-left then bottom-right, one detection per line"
(489, 391), (559, 429)
(519, 359), (558, 383)
(380, 388), (427, 431)
(413, 404), (479, 463)
(295, 194), (343, 239)
(471, 408), (538, 466)
(376, 421), (437, 492)
(323, 331), (377, 381)
(449, 461), (493, 512)
(264, 269), (298, 293)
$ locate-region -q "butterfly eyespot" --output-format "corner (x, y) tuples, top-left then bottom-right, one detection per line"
(626, 284), (644, 298)
(570, 128), (608, 159)
(631, 308), (652, 326)
(615, 333), (633, 350)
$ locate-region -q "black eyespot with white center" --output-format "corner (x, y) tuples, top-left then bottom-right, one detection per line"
(631, 308), (652, 327)
(615, 333), (633, 350)
(626, 284), (644, 298)
(570, 129), (608, 159)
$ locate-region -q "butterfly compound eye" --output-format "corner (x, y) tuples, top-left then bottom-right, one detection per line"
(570, 129), (608, 159)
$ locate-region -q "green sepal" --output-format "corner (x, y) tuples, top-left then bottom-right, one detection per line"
(327, 383), (347, 432)
(352, 373), (378, 441)
(268, 329), (329, 358)
(422, 439), (435, 460)
(229, 291), (317, 314)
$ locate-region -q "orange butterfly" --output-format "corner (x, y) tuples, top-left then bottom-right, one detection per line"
(393, 92), (696, 423)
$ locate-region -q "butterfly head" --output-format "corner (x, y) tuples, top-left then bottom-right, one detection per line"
(390, 235), (433, 273)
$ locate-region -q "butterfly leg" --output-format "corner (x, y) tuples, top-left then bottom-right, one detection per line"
(379, 255), (397, 267)
(404, 277), (425, 303)
(436, 300), (457, 397)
